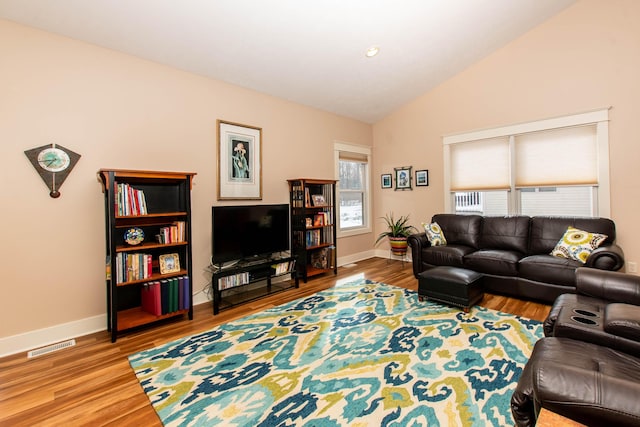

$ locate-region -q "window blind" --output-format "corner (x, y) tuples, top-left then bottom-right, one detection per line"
(450, 137), (510, 191)
(515, 125), (597, 187)
(338, 151), (368, 162)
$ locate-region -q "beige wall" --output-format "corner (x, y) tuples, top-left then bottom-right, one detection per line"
(0, 19), (372, 342)
(373, 0), (640, 269)
(4, 0), (640, 351)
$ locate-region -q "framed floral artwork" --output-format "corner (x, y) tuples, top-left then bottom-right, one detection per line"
(217, 120), (262, 200)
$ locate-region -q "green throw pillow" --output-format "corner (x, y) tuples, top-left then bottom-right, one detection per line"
(551, 226), (607, 263)
(423, 222), (447, 246)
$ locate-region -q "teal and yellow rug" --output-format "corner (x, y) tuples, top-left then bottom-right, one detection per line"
(129, 279), (543, 426)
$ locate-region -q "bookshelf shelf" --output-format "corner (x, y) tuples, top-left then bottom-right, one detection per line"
(287, 178), (338, 282)
(115, 269), (189, 287)
(99, 169), (196, 342)
(117, 307), (190, 331)
(115, 241), (188, 253)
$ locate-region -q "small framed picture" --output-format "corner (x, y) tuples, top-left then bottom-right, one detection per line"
(311, 194), (325, 206)
(159, 253), (180, 274)
(381, 173), (392, 189)
(394, 166), (412, 191)
(415, 170), (429, 187)
(305, 217), (313, 228)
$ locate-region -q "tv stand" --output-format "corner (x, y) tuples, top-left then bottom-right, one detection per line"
(238, 255), (272, 267)
(211, 255), (298, 314)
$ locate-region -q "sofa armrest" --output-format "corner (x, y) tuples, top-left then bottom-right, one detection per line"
(605, 303), (640, 341)
(584, 243), (625, 271)
(533, 361), (640, 427)
(408, 232), (430, 278)
(576, 267), (640, 305)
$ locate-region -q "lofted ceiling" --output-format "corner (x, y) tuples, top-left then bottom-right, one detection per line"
(0, 0), (576, 123)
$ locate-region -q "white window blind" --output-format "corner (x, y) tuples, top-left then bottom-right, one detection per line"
(450, 137), (510, 191)
(515, 125), (597, 187)
(338, 151), (368, 162)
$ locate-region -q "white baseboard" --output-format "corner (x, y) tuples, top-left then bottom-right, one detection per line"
(0, 314), (106, 358)
(337, 249), (378, 266)
(1, 250), (400, 358)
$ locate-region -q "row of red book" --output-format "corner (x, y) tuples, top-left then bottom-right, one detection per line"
(116, 182), (147, 216)
(141, 276), (190, 315)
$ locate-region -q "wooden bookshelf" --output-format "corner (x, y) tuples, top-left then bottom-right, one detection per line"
(287, 178), (338, 282)
(99, 169), (196, 342)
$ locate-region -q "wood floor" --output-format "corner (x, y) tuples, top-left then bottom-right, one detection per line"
(0, 257), (550, 426)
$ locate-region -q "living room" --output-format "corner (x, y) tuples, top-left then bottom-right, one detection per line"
(2, 0), (640, 425)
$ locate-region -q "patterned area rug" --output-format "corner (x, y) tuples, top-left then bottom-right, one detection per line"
(129, 279), (543, 426)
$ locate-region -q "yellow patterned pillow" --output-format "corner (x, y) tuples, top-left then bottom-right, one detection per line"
(551, 226), (607, 263)
(423, 222), (447, 246)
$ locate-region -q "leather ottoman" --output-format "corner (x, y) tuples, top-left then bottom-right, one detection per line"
(418, 266), (483, 312)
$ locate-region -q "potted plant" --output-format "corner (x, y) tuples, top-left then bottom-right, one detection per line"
(375, 213), (418, 256)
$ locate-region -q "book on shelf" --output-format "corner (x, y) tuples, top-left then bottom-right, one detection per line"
(115, 252), (153, 284)
(160, 279), (170, 314)
(141, 276), (190, 316)
(116, 182), (148, 216)
(141, 281), (162, 316)
(271, 260), (295, 275)
(313, 213), (326, 226)
(292, 184), (305, 208)
(156, 221), (186, 244)
(181, 276), (190, 309)
(305, 229), (321, 247)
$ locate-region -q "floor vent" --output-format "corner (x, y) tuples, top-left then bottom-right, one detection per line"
(343, 263), (358, 268)
(27, 339), (76, 358)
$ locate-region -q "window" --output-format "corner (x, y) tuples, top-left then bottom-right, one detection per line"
(444, 109), (610, 217)
(334, 142), (371, 236)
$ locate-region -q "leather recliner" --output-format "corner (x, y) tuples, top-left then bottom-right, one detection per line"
(511, 268), (640, 426)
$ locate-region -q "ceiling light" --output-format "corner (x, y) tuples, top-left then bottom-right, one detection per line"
(365, 46), (380, 58)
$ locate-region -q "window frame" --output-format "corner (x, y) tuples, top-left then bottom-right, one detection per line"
(443, 109), (610, 217)
(334, 141), (372, 237)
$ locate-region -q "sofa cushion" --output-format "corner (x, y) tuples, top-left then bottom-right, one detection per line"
(431, 214), (481, 248)
(518, 254), (581, 287)
(551, 226), (607, 263)
(529, 216), (616, 255)
(464, 249), (521, 276)
(423, 221), (447, 246)
(422, 245), (474, 268)
(478, 216), (530, 254)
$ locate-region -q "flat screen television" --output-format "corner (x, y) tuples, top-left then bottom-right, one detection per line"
(212, 204), (290, 264)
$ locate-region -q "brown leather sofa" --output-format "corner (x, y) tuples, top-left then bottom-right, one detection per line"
(511, 268), (640, 426)
(408, 214), (624, 304)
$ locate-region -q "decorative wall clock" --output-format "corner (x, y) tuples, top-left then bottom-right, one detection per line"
(24, 143), (81, 198)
